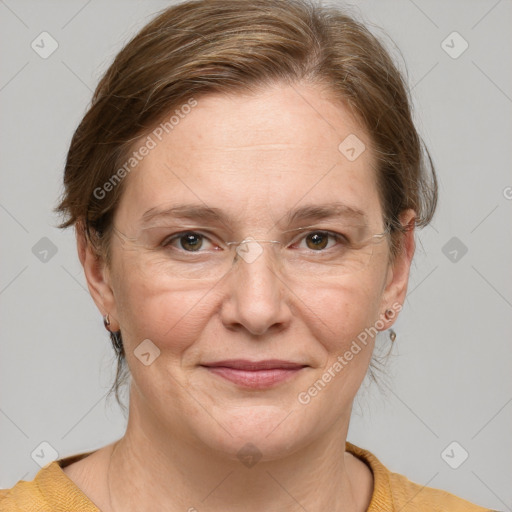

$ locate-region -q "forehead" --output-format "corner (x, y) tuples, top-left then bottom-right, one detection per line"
(115, 82), (382, 228)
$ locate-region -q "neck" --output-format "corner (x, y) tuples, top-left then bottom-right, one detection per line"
(106, 389), (369, 512)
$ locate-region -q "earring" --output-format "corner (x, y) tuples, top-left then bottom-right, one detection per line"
(384, 308), (396, 342)
(103, 313), (111, 332)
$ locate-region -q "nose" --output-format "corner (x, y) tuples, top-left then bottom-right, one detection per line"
(220, 241), (291, 336)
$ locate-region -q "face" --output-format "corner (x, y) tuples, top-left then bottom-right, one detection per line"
(81, 82), (414, 461)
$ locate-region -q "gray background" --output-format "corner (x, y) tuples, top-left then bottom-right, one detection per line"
(1, 0), (511, 510)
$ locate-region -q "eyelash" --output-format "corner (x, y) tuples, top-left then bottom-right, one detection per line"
(160, 230), (350, 253)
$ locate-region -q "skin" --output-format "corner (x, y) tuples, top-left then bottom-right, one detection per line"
(65, 81), (416, 512)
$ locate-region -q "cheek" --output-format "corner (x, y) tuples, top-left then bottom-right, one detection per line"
(296, 274), (383, 355)
(290, 280), (383, 427)
(112, 258), (215, 356)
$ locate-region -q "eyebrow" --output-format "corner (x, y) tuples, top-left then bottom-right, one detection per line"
(140, 204), (228, 226)
(284, 202), (367, 225)
(139, 201), (367, 228)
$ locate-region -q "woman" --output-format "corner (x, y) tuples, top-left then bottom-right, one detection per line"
(0, 0), (495, 510)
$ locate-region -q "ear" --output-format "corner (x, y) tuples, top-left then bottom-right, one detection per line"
(76, 222), (120, 331)
(378, 209), (416, 328)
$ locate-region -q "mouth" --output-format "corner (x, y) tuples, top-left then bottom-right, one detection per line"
(200, 360), (308, 389)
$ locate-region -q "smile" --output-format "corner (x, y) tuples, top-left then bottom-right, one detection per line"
(201, 360), (308, 389)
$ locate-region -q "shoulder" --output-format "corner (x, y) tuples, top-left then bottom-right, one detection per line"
(386, 470), (493, 512)
(0, 478), (48, 512)
(0, 453), (99, 512)
(345, 441), (495, 512)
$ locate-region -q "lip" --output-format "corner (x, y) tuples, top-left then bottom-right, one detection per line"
(201, 359), (308, 389)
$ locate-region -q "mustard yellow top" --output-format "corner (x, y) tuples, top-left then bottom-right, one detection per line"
(0, 442), (494, 511)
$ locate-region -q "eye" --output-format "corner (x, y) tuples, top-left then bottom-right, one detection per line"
(295, 231), (348, 251)
(162, 231), (216, 252)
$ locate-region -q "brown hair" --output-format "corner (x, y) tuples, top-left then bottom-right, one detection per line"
(55, 0), (437, 412)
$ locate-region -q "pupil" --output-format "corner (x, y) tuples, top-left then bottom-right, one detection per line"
(182, 233), (202, 251)
(307, 233), (328, 250)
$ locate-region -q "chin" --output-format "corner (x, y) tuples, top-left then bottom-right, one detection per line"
(191, 404), (312, 463)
